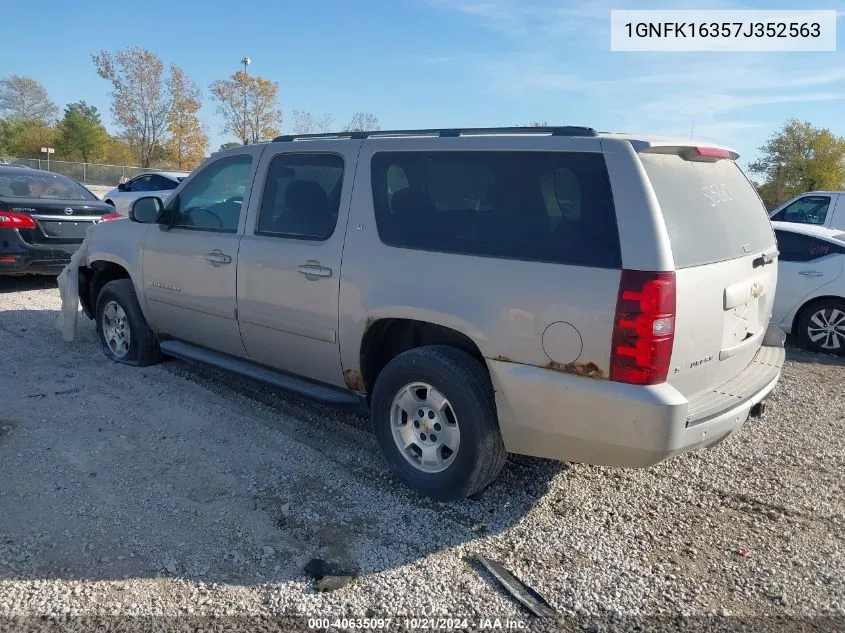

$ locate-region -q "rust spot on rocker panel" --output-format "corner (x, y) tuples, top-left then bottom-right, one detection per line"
(492, 355), (515, 363)
(343, 368), (365, 392)
(545, 360), (606, 379)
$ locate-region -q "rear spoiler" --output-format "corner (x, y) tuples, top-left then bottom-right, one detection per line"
(637, 144), (739, 162)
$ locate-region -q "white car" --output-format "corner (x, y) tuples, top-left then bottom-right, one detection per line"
(771, 221), (845, 354)
(102, 171), (189, 215)
(769, 191), (845, 231)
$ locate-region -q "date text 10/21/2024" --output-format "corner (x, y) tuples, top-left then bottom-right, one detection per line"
(307, 618), (529, 630)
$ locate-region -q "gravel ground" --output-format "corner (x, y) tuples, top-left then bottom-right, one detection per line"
(0, 277), (842, 632)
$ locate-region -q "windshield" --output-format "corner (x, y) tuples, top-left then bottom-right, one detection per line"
(0, 172), (96, 201)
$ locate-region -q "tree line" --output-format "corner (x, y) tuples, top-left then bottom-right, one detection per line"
(749, 120), (845, 210)
(0, 47), (381, 171)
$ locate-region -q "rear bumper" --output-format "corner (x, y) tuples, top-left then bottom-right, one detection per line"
(488, 324), (786, 467)
(0, 231), (80, 276)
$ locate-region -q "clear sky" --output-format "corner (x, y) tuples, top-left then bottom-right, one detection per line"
(3, 0), (845, 170)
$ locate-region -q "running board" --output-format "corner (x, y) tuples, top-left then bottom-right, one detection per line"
(159, 340), (363, 408)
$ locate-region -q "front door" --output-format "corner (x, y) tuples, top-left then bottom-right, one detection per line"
(236, 143), (360, 387)
(142, 150), (263, 358)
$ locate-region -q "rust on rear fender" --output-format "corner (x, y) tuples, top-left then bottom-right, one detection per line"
(546, 360), (606, 379)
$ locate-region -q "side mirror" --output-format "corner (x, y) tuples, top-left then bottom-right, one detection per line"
(129, 196), (164, 223)
(117, 183), (127, 192)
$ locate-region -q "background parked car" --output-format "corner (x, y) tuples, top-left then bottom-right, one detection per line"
(0, 166), (119, 275)
(769, 191), (845, 231)
(102, 171), (189, 215)
(771, 221), (845, 354)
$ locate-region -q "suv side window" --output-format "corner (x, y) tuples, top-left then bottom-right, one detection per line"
(256, 153), (344, 240)
(771, 196), (831, 225)
(169, 155), (253, 232)
(775, 229), (844, 261)
(371, 150), (621, 268)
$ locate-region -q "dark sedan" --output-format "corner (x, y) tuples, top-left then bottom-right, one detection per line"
(0, 166), (120, 275)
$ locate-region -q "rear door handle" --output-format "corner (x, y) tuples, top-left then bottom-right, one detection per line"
(297, 263), (333, 278)
(205, 251), (232, 265)
(799, 270), (823, 277)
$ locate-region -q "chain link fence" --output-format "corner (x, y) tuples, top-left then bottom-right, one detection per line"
(0, 156), (151, 186)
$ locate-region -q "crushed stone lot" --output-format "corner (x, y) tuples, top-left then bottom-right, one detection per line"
(0, 277), (843, 632)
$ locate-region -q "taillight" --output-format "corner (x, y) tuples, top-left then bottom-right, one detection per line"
(0, 210), (37, 230)
(610, 270), (676, 386)
(99, 213), (124, 222)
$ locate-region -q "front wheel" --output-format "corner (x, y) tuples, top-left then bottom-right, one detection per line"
(95, 279), (160, 366)
(797, 298), (845, 355)
(371, 345), (507, 501)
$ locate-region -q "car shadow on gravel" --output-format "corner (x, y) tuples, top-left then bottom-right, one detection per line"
(784, 340), (845, 368)
(0, 275), (58, 294)
(0, 309), (564, 588)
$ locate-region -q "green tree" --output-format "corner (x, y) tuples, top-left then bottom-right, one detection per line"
(56, 101), (109, 162)
(749, 119), (845, 204)
(4, 118), (55, 158)
(102, 136), (135, 165)
(218, 141), (241, 152)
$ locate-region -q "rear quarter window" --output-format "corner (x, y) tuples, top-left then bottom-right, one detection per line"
(639, 153), (774, 268)
(370, 150), (621, 269)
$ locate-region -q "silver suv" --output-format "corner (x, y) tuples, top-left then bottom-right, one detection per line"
(73, 126), (785, 500)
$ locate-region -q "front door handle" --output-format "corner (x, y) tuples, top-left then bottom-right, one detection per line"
(205, 250), (232, 265)
(798, 270), (823, 277)
(297, 263), (333, 278)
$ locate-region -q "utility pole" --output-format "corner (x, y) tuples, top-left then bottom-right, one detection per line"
(240, 57), (251, 145)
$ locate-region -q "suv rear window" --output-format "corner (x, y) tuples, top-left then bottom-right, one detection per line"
(639, 153), (774, 268)
(371, 151), (621, 268)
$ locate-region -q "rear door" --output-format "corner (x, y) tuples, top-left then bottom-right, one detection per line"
(236, 142), (359, 387)
(637, 148), (778, 401)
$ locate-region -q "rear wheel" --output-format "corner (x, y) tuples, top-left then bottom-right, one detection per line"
(797, 298), (845, 355)
(95, 279), (160, 366)
(371, 345), (507, 501)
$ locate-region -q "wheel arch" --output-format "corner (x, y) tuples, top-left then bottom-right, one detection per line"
(791, 294), (845, 336)
(82, 258), (134, 320)
(351, 316), (487, 397)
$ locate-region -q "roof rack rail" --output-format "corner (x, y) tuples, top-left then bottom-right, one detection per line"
(272, 126), (598, 142)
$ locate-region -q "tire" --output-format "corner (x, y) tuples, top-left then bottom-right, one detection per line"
(797, 297), (845, 356)
(371, 345), (507, 501)
(95, 279), (160, 366)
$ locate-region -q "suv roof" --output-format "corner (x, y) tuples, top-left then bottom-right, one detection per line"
(268, 126), (739, 157)
(273, 125), (600, 142)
